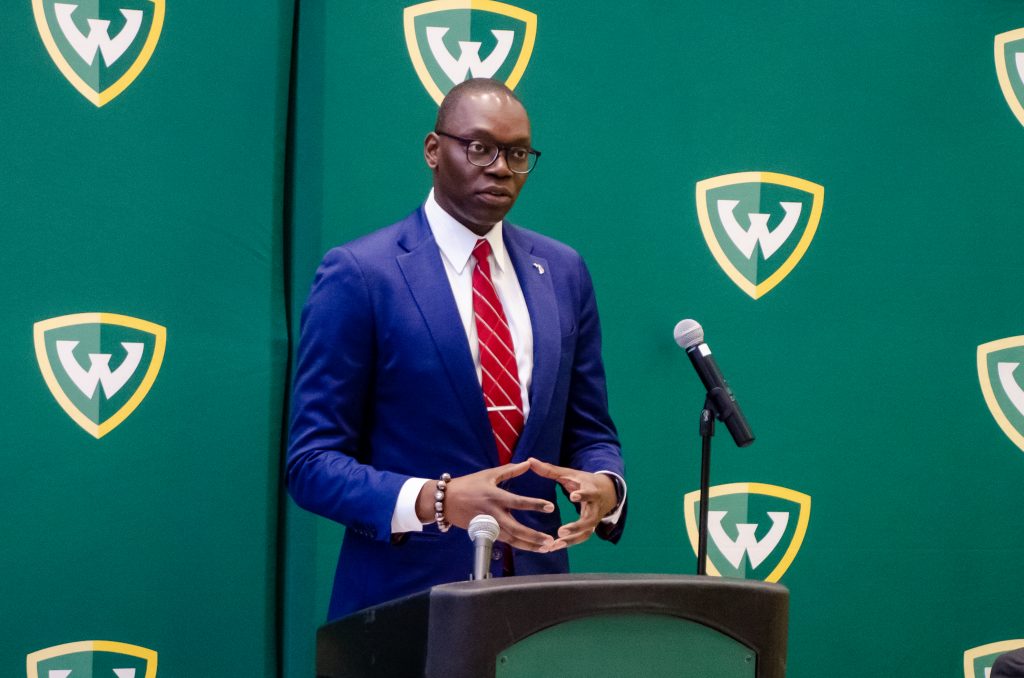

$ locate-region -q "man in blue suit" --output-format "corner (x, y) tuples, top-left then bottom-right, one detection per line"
(992, 649), (1024, 678)
(287, 78), (626, 620)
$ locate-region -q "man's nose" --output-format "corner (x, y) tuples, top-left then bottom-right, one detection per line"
(486, 149), (514, 176)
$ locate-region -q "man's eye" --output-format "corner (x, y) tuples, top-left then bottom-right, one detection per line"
(509, 148), (529, 161)
(468, 141), (490, 154)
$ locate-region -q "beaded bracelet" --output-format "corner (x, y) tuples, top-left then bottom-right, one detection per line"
(434, 473), (452, 533)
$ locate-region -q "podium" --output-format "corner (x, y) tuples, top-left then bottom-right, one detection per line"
(317, 574), (788, 678)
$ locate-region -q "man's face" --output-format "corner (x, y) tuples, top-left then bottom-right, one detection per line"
(425, 91), (531, 235)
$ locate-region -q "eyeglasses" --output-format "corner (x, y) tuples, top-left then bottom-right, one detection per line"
(435, 131), (541, 174)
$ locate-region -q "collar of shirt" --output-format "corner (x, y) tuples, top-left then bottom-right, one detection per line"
(424, 189), (510, 274)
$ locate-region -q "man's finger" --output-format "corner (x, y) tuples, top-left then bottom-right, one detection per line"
(526, 458), (584, 496)
(497, 514), (555, 551)
(494, 488), (555, 513)
(501, 534), (554, 552)
(578, 498), (599, 523)
(491, 460), (532, 483)
(557, 475), (581, 497)
(527, 457), (572, 480)
(551, 524), (595, 548)
(558, 502), (599, 537)
(558, 517), (597, 538)
(568, 482), (591, 503)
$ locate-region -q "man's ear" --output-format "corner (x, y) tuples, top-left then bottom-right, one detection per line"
(424, 132), (440, 169)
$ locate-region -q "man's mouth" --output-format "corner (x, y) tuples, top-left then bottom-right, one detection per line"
(476, 187), (514, 206)
(478, 186), (513, 198)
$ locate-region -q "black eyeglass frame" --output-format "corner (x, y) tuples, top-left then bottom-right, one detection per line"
(434, 131), (542, 174)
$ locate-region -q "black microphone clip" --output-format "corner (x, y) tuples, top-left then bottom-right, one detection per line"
(675, 320), (755, 448)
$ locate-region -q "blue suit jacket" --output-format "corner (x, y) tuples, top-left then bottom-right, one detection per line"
(287, 207), (625, 620)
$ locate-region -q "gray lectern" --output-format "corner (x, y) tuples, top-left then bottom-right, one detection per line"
(317, 574), (788, 678)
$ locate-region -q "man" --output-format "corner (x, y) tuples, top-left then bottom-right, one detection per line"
(992, 649), (1024, 678)
(287, 78), (626, 620)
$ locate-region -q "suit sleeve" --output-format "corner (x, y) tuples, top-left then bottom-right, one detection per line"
(286, 247), (410, 542)
(560, 255), (627, 542)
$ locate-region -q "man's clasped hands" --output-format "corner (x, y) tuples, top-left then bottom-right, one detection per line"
(415, 457), (618, 552)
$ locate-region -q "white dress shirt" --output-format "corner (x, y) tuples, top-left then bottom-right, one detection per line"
(390, 192), (625, 533)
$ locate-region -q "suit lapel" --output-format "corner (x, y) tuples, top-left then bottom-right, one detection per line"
(396, 209), (495, 459)
(504, 225), (559, 461)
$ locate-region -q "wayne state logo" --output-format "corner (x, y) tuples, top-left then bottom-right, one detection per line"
(34, 313), (166, 438)
(978, 336), (1024, 453)
(33, 0), (165, 106)
(964, 639), (1024, 678)
(404, 0), (537, 105)
(27, 640), (157, 678)
(696, 172), (824, 299)
(683, 482), (811, 582)
(995, 28), (1024, 127)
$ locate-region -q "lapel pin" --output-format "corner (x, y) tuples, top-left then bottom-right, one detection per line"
(532, 262), (545, 275)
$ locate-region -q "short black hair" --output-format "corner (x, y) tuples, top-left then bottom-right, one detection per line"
(435, 78), (524, 131)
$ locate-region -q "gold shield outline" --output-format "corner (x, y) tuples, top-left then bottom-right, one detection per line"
(403, 0), (537, 105)
(696, 171), (825, 299)
(978, 336), (1024, 453)
(32, 0), (166, 107)
(27, 640), (158, 678)
(34, 312), (167, 439)
(683, 482), (811, 583)
(964, 639), (1024, 678)
(995, 28), (1024, 128)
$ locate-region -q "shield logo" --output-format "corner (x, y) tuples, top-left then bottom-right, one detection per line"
(34, 313), (166, 439)
(995, 28), (1024, 127)
(683, 482), (811, 582)
(32, 0), (165, 107)
(696, 172), (825, 299)
(964, 639), (1024, 678)
(404, 0), (537, 105)
(27, 640), (158, 678)
(978, 336), (1024, 453)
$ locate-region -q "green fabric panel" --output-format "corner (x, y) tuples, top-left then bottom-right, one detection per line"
(496, 614), (755, 678)
(284, 1), (1024, 676)
(1, 0), (293, 675)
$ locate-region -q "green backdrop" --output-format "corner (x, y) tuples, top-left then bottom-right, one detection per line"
(1, 0), (291, 675)
(3, 0), (1023, 676)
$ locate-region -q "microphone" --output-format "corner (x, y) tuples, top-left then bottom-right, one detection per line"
(673, 319), (755, 447)
(468, 514), (500, 580)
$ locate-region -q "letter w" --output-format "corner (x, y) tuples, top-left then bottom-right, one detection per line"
(998, 362), (1024, 417)
(56, 340), (144, 399)
(708, 510), (789, 569)
(425, 26), (514, 84)
(54, 3), (143, 67)
(717, 200), (802, 260)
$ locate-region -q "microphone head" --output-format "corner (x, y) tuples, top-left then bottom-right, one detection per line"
(467, 514), (500, 543)
(673, 319), (705, 349)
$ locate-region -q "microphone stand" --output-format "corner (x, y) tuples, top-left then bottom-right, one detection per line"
(697, 395), (715, 576)
(696, 386), (740, 575)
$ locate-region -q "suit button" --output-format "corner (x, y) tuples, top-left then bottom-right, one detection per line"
(492, 546), (504, 561)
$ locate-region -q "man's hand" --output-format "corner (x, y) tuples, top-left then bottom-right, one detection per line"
(528, 458), (618, 549)
(415, 460), (557, 552)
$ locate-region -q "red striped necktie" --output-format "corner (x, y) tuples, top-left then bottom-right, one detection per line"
(471, 238), (524, 465)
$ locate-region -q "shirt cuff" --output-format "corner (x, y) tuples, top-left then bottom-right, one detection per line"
(391, 477), (433, 534)
(596, 471), (627, 525)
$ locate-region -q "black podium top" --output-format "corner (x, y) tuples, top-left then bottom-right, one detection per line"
(317, 573), (788, 678)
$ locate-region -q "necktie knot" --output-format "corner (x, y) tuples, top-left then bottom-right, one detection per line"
(472, 239), (492, 270)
